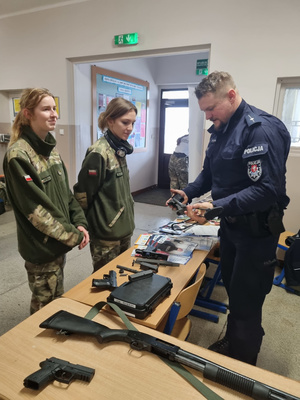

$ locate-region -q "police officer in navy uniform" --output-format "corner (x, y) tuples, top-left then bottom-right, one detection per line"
(168, 71), (290, 365)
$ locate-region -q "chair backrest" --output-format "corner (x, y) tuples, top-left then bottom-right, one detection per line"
(175, 262), (206, 319)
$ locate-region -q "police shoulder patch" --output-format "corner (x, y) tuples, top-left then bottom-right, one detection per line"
(247, 159), (262, 182)
(243, 143), (268, 159)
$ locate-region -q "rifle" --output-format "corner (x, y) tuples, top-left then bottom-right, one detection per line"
(40, 310), (299, 400)
(92, 270), (117, 290)
(23, 356), (95, 390)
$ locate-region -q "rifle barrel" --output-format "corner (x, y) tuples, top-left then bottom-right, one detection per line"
(174, 349), (298, 400)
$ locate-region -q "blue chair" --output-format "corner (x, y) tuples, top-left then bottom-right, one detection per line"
(157, 263), (206, 340)
(190, 247), (228, 323)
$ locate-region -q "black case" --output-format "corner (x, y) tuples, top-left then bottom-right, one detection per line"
(107, 274), (173, 319)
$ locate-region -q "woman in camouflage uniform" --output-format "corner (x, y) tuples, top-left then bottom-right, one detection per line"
(3, 88), (89, 314)
(74, 98), (136, 272)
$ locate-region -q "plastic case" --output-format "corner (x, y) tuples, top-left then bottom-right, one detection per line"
(107, 274), (173, 319)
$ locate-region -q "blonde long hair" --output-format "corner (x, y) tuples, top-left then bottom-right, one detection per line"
(9, 88), (55, 146)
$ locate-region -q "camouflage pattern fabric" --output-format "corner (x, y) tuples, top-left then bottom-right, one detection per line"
(3, 127), (86, 264)
(168, 154), (189, 190)
(25, 255), (66, 314)
(90, 235), (132, 272)
(0, 182), (8, 204)
(74, 134), (134, 241)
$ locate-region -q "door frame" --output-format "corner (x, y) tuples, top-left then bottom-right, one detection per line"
(158, 90), (189, 188)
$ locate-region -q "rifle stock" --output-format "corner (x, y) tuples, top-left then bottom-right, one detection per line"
(40, 310), (299, 400)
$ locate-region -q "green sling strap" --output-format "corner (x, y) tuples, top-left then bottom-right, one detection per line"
(84, 301), (223, 400)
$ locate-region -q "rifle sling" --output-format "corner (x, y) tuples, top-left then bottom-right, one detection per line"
(85, 301), (223, 400)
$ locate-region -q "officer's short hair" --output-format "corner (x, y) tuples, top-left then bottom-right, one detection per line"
(195, 71), (237, 100)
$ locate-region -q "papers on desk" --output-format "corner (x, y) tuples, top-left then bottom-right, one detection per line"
(157, 219), (220, 252)
(133, 233), (198, 264)
(184, 224), (219, 237)
(158, 220), (197, 235)
(180, 235), (219, 251)
(133, 222), (220, 264)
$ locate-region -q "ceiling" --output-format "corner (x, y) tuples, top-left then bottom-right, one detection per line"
(0, 0), (90, 19)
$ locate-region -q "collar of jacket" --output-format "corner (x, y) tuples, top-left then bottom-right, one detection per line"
(22, 125), (56, 157)
(106, 129), (133, 155)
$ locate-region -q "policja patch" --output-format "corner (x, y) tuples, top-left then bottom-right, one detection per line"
(247, 159), (262, 181)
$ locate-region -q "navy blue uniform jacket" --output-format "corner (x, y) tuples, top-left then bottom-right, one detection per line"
(184, 99), (290, 216)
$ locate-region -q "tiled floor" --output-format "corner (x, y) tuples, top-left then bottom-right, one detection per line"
(0, 202), (299, 381)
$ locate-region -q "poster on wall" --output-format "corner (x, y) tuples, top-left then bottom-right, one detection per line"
(92, 66), (149, 151)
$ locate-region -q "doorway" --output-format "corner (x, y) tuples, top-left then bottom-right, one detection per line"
(158, 89), (189, 188)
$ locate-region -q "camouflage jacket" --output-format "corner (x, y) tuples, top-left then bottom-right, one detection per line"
(74, 133), (134, 240)
(3, 126), (87, 263)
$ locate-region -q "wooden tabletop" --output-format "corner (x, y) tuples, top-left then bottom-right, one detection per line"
(63, 246), (209, 330)
(0, 298), (299, 400)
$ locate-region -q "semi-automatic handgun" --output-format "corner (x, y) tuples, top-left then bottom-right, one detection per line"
(92, 270), (117, 290)
(23, 356), (95, 390)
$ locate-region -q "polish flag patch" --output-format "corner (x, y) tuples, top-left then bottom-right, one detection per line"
(88, 169), (97, 176)
(24, 175), (33, 182)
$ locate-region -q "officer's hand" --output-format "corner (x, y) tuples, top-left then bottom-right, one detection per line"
(166, 189), (188, 208)
(77, 226), (90, 249)
(186, 202), (213, 225)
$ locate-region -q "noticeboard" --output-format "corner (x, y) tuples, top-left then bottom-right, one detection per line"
(91, 66), (149, 151)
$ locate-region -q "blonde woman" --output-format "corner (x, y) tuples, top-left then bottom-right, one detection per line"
(3, 88), (89, 314)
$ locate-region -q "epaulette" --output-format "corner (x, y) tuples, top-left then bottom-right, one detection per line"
(245, 113), (263, 127)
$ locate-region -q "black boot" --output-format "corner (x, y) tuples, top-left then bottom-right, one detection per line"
(208, 336), (230, 356)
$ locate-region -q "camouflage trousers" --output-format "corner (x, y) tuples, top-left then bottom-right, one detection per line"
(90, 235), (132, 272)
(25, 255), (66, 314)
(168, 154), (189, 190)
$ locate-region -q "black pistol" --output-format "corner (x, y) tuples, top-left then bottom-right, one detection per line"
(92, 270), (117, 290)
(23, 356), (95, 390)
(167, 194), (187, 215)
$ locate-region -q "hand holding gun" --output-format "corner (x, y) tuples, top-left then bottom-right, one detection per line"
(40, 310), (299, 400)
(23, 357), (95, 390)
(168, 193), (223, 220)
(167, 193), (187, 215)
(92, 270), (117, 290)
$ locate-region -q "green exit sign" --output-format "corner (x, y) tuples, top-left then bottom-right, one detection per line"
(196, 68), (209, 76)
(196, 59), (208, 76)
(114, 33), (138, 45)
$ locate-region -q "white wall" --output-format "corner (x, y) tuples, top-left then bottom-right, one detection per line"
(0, 0), (300, 230)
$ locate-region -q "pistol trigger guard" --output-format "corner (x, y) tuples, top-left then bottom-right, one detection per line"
(57, 329), (71, 336)
(54, 370), (73, 384)
(130, 340), (147, 351)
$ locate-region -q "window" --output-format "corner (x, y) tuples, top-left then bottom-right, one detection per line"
(274, 77), (300, 148)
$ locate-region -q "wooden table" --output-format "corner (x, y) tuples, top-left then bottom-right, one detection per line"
(63, 246), (209, 330)
(0, 297), (299, 400)
(278, 230), (294, 250)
